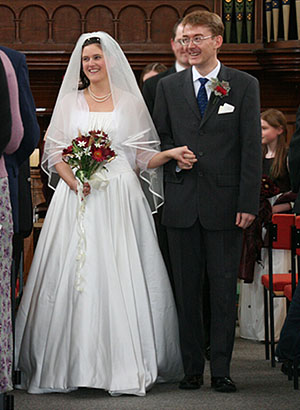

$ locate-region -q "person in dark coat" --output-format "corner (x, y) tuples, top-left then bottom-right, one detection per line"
(0, 46), (40, 236)
(142, 18), (190, 116)
(275, 106), (300, 368)
(153, 10), (261, 393)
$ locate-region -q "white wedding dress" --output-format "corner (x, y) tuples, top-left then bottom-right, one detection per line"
(15, 112), (183, 395)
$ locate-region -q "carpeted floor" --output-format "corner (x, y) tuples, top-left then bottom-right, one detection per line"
(11, 331), (300, 410)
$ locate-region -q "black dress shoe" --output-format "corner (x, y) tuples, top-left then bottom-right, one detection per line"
(179, 374), (203, 390)
(211, 376), (236, 393)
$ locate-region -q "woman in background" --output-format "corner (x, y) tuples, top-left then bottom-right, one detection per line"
(239, 109), (291, 341)
(139, 62), (167, 88)
(0, 50), (23, 393)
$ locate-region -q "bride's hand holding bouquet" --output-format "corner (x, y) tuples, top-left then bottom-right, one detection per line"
(62, 129), (116, 197)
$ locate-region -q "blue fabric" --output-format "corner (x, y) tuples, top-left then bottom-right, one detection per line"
(197, 78), (209, 117)
(0, 46), (40, 233)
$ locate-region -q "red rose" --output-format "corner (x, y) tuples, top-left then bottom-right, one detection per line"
(216, 85), (227, 95)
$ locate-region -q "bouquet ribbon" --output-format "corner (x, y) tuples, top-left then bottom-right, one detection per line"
(89, 170), (109, 191)
(74, 170), (109, 292)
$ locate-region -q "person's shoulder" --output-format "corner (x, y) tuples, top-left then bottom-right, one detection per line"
(0, 46), (25, 63)
(222, 65), (258, 84)
(159, 67), (190, 86)
(144, 65), (175, 89)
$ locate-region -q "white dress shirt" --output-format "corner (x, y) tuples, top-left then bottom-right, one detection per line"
(192, 61), (221, 99)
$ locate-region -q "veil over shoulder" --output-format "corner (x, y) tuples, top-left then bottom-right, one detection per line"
(42, 31), (163, 213)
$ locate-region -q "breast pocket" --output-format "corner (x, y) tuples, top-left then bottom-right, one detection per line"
(217, 112), (237, 121)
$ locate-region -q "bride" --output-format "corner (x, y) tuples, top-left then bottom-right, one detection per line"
(15, 32), (196, 396)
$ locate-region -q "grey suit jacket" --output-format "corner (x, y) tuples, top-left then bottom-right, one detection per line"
(153, 64), (262, 230)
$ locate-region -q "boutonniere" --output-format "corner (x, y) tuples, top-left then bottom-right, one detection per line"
(209, 78), (230, 102)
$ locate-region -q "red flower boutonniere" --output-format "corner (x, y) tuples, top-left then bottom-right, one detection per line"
(209, 78), (230, 102)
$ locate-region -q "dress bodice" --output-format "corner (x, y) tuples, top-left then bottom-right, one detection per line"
(88, 112), (114, 136)
(88, 111), (132, 177)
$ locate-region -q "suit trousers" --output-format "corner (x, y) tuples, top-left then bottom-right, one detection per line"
(167, 219), (243, 377)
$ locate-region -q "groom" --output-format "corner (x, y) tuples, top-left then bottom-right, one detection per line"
(153, 10), (261, 392)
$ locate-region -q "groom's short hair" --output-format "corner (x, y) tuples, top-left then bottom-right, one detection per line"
(182, 11), (224, 37)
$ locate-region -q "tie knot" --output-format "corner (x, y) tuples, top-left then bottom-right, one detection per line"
(199, 78), (208, 87)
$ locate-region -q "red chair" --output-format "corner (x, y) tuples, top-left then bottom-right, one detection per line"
(261, 214), (297, 367)
(284, 284), (293, 302)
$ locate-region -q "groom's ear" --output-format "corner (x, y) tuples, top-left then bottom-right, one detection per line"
(215, 35), (223, 51)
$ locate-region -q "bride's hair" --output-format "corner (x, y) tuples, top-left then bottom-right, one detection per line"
(79, 37), (102, 90)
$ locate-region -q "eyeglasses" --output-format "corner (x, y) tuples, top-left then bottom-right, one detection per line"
(179, 35), (213, 46)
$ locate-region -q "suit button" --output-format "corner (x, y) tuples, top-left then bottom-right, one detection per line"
(198, 172), (204, 177)
(198, 151), (204, 157)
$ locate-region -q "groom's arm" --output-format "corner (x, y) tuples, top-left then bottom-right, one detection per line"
(153, 79), (179, 177)
(237, 75), (262, 217)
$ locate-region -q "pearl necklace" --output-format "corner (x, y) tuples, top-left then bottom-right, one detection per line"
(88, 86), (112, 103)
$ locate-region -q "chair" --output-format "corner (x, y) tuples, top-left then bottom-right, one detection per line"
(284, 284), (293, 303)
(261, 214), (297, 367)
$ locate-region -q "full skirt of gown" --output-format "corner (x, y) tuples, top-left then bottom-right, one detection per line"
(15, 113), (183, 395)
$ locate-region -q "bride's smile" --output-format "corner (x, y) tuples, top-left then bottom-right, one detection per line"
(82, 43), (108, 84)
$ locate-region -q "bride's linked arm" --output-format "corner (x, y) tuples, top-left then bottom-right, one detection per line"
(147, 145), (197, 169)
(55, 161), (91, 197)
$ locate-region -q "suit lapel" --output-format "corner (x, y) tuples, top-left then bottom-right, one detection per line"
(201, 64), (232, 127)
(182, 68), (201, 121)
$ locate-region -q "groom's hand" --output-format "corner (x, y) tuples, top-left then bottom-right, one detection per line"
(176, 147), (197, 170)
(235, 212), (255, 229)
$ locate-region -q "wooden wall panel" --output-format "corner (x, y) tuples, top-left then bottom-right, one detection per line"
(0, 6), (15, 43)
(0, 1), (215, 51)
(184, 3), (210, 15)
(85, 6), (114, 36)
(20, 6), (48, 44)
(151, 6), (179, 43)
(52, 6), (81, 44)
(118, 6), (147, 43)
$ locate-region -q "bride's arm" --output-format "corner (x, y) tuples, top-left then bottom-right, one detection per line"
(147, 145), (197, 169)
(55, 162), (78, 192)
(55, 162), (91, 196)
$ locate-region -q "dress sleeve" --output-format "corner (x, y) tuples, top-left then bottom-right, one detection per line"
(0, 51), (24, 154)
(0, 58), (11, 156)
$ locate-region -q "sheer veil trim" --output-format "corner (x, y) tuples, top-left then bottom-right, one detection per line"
(42, 31), (163, 213)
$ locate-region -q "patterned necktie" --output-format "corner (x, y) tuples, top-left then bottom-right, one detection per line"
(197, 78), (209, 117)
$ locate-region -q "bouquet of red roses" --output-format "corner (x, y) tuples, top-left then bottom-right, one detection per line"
(62, 129), (116, 184)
